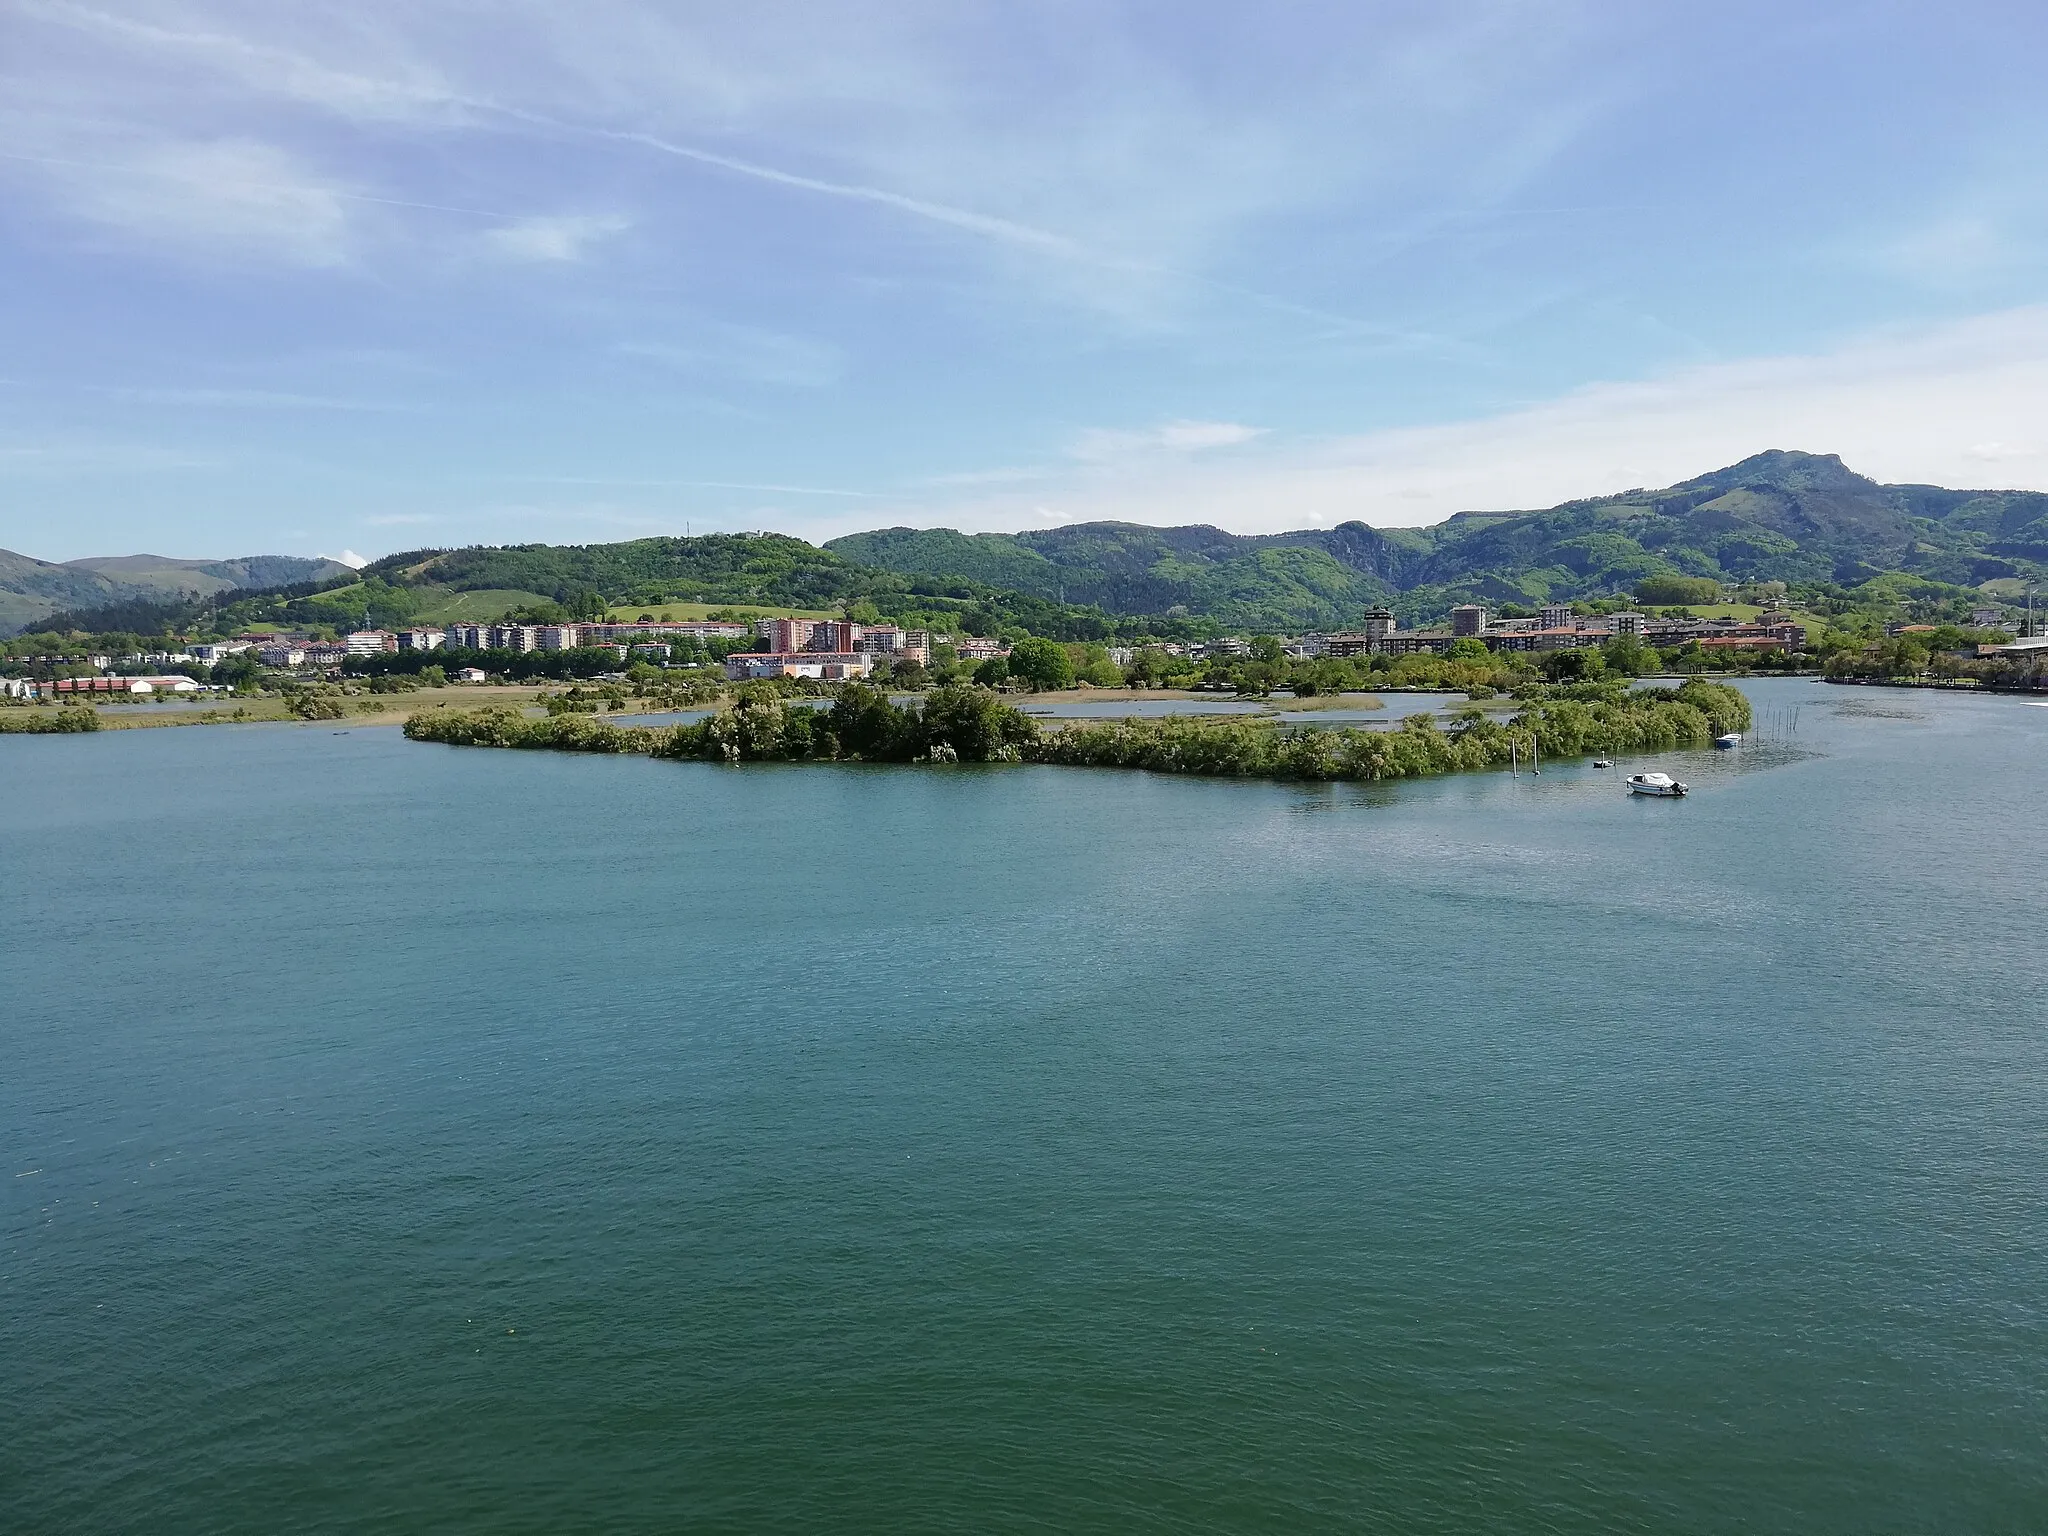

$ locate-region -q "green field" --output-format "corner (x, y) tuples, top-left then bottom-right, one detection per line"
(408, 588), (558, 624)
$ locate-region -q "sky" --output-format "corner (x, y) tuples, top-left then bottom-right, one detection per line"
(4, 0), (2048, 563)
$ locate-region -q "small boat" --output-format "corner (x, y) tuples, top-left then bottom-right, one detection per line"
(1627, 771), (1687, 797)
(1713, 732), (1741, 749)
(1592, 758), (1613, 768)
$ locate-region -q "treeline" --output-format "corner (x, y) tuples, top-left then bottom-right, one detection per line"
(0, 706), (101, 734)
(406, 684), (1036, 764)
(405, 679), (1751, 784)
(1032, 680), (1749, 780)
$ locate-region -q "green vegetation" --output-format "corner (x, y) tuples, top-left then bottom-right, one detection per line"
(406, 679), (1751, 786)
(406, 684), (1038, 764)
(831, 451), (2048, 630)
(1031, 681), (1750, 781)
(0, 705), (101, 733)
(1636, 575), (1723, 605)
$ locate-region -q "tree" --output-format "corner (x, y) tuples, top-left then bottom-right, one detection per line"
(974, 656), (1010, 688)
(1540, 648), (1608, 682)
(1006, 636), (1073, 690)
(1445, 637), (1491, 661)
(1599, 636), (1657, 677)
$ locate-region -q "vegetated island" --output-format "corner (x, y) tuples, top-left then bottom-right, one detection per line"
(403, 679), (1752, 783)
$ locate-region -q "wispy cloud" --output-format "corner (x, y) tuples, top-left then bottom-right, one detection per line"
(839, 306), (2048, 536)
(1071, 420), (1267, 461)
(482, 213), (629, 263)
(51, 137), (355, 265)
(615, 330), (844, 389)
(87, 385), (412, 411)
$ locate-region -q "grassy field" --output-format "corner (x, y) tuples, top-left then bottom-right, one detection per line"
(45, 683), (698, 732)
(408, 589), (559, 624)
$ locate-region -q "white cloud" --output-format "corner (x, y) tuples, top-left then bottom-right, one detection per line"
(837, 306), (2048, 536)
(482, 213), (628, 262)
(10, 2), (1617, 318)
(57, 137), (353, 266)
(1070, 419), (1267, 461)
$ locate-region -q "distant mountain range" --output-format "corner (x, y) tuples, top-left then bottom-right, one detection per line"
(11, 451), (2044, 638)
(0, 551), (354, 636)
(825, 451), (2048, 628)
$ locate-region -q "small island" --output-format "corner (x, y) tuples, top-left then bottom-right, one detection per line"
(402, 678), (1752, 785)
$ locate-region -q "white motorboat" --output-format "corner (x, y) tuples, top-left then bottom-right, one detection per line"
(1713, 732), (1741, 749)
(1627, 771), (1687, 797)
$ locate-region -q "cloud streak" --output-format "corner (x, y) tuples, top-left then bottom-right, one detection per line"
(832, 306), (2048, 537)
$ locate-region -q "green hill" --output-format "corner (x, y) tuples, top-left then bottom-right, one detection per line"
(829, 450), (2048, 625)
(0, 550), (351, 635)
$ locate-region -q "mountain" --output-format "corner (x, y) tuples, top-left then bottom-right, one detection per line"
(827, 451), (2048, 626)
(0, 551), (354, 635)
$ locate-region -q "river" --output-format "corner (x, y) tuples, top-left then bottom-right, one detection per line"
(4, 678), (2044, 1532)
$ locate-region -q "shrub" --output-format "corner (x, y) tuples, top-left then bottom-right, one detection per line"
(0, 706), (101, 734)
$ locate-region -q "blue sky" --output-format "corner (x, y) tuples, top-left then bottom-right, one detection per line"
(5, 0), (2048, 562)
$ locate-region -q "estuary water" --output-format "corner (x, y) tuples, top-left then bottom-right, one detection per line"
(4, 678), (2047, 1533)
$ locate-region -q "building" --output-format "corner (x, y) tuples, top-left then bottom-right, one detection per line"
(1200, 637), (1252, 660)
(487, 625), (539, 652)
(1450, 605), (1489, 637)
(723, 650), (874, 681)
(397, 628), (446, 651)
(534, 625), (582, 651)
(51, 675), (202, 694)
(346, 631), (397, 656)
(258, 645), (307, 667)
(954, 638), (1009, 661)
(855, 625), (931, 662)
(1971, 607), (2007, 628)
(1610, 611), (1645, 638)
(445, 624), (489, 650)
(1539, 604), (1575, 631)
(581, 621), (750, 643)
(454, 666), (490, 683)
(189, 642), (253, 663)
(1361, 609), (1396, 642)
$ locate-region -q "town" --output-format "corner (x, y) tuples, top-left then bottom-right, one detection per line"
(5, 597), (2043, 703)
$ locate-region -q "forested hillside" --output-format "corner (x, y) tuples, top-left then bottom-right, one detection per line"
(830, 451), (2048, 627)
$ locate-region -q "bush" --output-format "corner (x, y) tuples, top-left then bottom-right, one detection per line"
(289, 694), (347, 720)
(0, 706), (101, 734)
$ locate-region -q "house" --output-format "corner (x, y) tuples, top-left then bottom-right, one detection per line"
(454, 666), (490, 683)
(723, 651), (874, 681)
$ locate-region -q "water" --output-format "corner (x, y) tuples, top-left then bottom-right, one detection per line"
(5, 679), (2046, 1533)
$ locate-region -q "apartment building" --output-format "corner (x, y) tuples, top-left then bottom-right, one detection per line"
(723, 651), (874, 681)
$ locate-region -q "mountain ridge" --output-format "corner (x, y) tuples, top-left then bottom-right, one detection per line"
(0, 550), (353, 636)
(825, 450), (2048, 626)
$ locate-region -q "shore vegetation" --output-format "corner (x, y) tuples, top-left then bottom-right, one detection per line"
(405, 680), (1751, 784)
